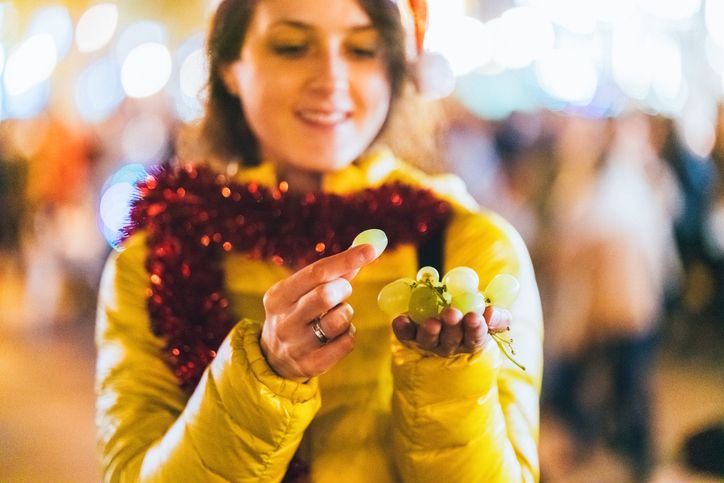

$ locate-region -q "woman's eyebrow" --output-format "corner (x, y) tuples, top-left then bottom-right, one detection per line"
(270, 20), (376, 33)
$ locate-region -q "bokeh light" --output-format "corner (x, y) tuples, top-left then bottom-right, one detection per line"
(74, 57), (124, 123)
(121, 42), (172, 98)
(490, 7), (555, 70)
(176, 48), (206, 121)
(638, 0), (701, 21)
(99, 163), (149, 248)
(0, 43), (5, 79)
(121, 113), (169, 164)
(535, 48), (599, 104)
(425, 16), (491, 76)
(27, 6), (73, 61)
(75, 3), (119, 53)
(114, 20), (167, 62)
(523, 0), (598, 34)
(591, 0), (635, 23)
(179, 48), (206, 99)
(706, 35), (724, 76)
(3, 34), (57, 96)
(705, 0), (724, 49)
(170, 32), (207, 122)
(611, 20), (652, 100)
(650, 35), (684, 101)
(4, 80), (51, 119)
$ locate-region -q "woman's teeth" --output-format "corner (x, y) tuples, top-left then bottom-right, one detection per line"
(298, 111), (348, 125)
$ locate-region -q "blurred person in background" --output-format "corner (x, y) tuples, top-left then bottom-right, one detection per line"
(541, 112), (681, 481)
(0, 123), (28, 257)
(438, 98), (501, 210)
(19, 112), (104, 327)
(647, 115), (719, 335)
(490, 111), (556, 249)
(94, 0), (544, 481)
(0, 123), (29, 323)
(704, 103), (724, 330)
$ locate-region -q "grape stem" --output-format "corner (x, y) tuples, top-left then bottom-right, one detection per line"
(412, 280), (449, 307)
(490, 332), (526, 371)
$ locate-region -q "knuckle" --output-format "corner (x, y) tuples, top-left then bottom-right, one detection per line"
(317, 284), (337, 308)
(337, 334), (356, 353)
(282, 341), (302, 362)
(325, 312), (347, 334)
(419, 334), (437, 347)
(442, 307), (461, 323)
(262, 284), (277, 309)
(338, 278), (352, 296)
(309, 263), (327, 282)
(342, 303), (354, 321)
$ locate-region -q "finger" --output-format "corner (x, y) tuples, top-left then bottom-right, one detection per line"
(300, 328), (357, 377)
(341, 268), (361, 281)
(267, 245), (376, 309)
(294, 278), (353, 323)
(484, 306), (512, 333)
(416, 318), (442, 350)
(437, 307), (464, 355)
(391, 315), (417, 342)
(308, 303), (354, 345)
(462, 311), (486, 352)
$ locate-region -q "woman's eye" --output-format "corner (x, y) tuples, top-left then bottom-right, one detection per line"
(348, 46), (378, 59)
(272, 44), (309, 57)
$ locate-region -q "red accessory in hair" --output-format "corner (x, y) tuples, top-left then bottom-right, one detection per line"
(122, 162), (452, 392)
(407, 0), (428, 55)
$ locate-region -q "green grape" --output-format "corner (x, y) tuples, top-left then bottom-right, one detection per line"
(377, 279), (413, 316)
(451, 291), (486, 315)
(416, 266), (440, 284)
(484, 274), (520, 309)
(442, 266), (479, 297)
(408, 285), (440, 323)
(351, 228), (388, 257)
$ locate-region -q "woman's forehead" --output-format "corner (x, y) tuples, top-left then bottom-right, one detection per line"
(249, 0), (374, 32)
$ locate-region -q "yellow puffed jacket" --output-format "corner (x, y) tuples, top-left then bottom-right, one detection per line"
(96, 147), (544, 482)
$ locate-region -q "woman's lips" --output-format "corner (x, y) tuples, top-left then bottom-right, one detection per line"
(296, 109), (351, 126)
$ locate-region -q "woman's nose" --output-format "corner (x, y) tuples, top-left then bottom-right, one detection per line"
(309, 46), (349, 94)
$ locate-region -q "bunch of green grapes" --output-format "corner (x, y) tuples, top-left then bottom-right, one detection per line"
(377, 266), (525, 370)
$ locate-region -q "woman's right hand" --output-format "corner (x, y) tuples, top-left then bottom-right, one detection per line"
(260, 244), (378, 381)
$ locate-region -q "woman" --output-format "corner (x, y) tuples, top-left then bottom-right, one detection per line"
(95, 0), (543, 481)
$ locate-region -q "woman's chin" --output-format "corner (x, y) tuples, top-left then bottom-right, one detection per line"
(292, 152), (359, 174)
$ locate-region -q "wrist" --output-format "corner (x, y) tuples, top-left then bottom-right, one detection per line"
(259, 325), (309, 383)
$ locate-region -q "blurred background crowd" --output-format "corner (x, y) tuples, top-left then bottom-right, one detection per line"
(1, 0), (723, 482)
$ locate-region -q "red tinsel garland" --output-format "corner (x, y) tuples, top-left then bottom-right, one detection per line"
(122, 162), (452, 393)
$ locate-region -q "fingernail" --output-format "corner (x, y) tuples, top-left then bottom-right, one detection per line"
(348, 322), (357, 336)
(354, 244), (377, 264)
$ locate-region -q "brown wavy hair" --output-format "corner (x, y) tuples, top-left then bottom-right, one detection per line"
(198, 0), (409, 166)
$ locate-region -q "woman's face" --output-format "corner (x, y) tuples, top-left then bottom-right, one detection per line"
(223, 0), (392, 174)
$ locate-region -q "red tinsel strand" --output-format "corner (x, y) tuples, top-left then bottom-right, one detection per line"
(122, 162), (452, 393)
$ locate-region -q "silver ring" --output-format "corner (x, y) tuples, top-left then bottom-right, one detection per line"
(311, 317), (329, 345)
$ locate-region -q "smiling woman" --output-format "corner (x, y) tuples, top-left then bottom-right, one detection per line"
(199, 0), (407, 172)
(220, 0), (393, 186)
(94, 0), (544, 481)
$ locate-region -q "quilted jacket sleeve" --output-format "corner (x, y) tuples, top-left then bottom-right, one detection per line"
(95, 232), (321, 482)
(391, 210), (543, 483)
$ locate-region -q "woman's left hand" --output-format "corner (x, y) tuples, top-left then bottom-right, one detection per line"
(391, 305), (512, 356)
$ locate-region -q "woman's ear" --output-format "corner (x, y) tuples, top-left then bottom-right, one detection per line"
(219, 63), (240, 98)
